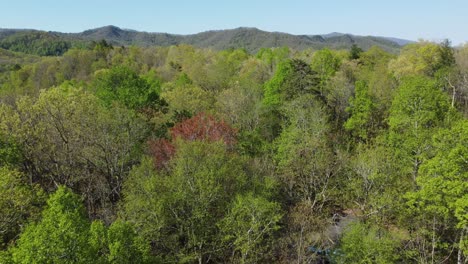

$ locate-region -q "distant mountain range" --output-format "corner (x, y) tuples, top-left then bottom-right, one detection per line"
(0, 26), (414, 54)
(321, 32), (413, 46)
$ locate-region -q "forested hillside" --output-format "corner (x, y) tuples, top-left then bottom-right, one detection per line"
(0, 26), (406, 55)
(0, 37), (467, 263)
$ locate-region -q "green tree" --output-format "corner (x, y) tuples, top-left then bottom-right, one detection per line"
(275, 95), (334, 204)
(89, 219), (153, 264)
(347, 143), (411, 223)
(219, 193), (282, 263)
(406, 120), (468, 262)
(0, 86), (147, 220)
(389, 41), (451, 79)
(107, 220), (152, 264)
(10, 186), (93, 263)
(349, 44), (363, 60)
(0, 31), (71, 56)
(263, 59), (320, 109)
(123, 141), (247, 263)
(273, 95), (342, 262)
(0, 167), (44, 249)
(356, 46), (396, 128)
(202, 48), (249, 92)
(8, 186), (151, 263)
(334, 221), (401, 264)
(344, 81), (377, 142)
(215, 57), (267, 132)
(388, 76), (453, 182)
(161, 73), (214, 116)
(387, 76), (457, 262)
(256, 47), (290, 74)
(262, 59), (320, 141)
(310, 48), (342, 96)
(93, 65), (162, 110)
(438, 39), (456, 70)
(0, 134), (21, 168)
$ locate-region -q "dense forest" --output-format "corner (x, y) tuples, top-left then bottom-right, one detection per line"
(0, 34), (467, 264)
(0, 26), (405, 54)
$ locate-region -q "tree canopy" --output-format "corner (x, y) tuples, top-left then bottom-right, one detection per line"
(0, 38), (466, 263)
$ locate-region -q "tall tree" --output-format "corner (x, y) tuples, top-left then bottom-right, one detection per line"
(406, 120), (468, 262)
(0, 167), (44, 249)
(219, 193), (282, 263)
(388, 76), (453, 183)
(93, 65), (163, 110)
(0, 86), (147, 219)
(335, 221), (401, 264)
(310, 48), (342, 97)
(124, 141), (248, 263)
(10, 186), (93, 263)
(345, 80), (377, 142)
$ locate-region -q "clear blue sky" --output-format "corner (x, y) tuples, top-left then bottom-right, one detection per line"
(1, 0), (467, 44)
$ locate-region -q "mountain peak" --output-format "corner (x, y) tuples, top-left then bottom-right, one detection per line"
(81, 25), (124, 37)
(321, 32), (347, 38)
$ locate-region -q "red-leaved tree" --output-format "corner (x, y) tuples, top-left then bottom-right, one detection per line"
(149, 113), (237, 169)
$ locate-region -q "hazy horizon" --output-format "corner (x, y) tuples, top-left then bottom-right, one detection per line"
(1, 0), (466, 45)
(0, 24), (417, 42)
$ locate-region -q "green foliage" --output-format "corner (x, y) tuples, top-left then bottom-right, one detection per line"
(88, 219), (153, 264)
(0, 31), (71, 56)
(261, 58), (322, 141)
(405, 120), (468, 257)
(385, 76), (460, 262)
(124, 141), (248, 262)
(89, 221), (108, 263)
(0, 86), (147, 219)
(347, 143), (411, 221)
(93, 65), (163, 110)
(0, 167), (44, 249)
(388, 76), (453, 181)
(334, 221), (401, 264)
(0, 38), (467, 262)
(413, 120), (467, 227)
(256, 47), (290, 72)
(219, 193), (282, 263)
(92, 39), (113, 55)
(10, 186), (93, 263)
(201, 48), (249, 92)
(359, 46), (394, 69)
(274, 95), (333, 203)
(0, 134), (21, 167)
(345, 81), (376, 141)
(107, 220), (152, 264)
(262, 60), (292, 109)
(355, 47), (396, 127)
(0, 247), (12, 263)
(389, 76), (451, 132)
(310, 48), (342, 92)
(438, 39), (456, 69)
(215, 59), (266, 135)
(263, 59), (320, 109)
(8, 187), (150, 263)
(349, 44), (363, 60)
(389, 41), (453, 78)
(161, 74), (213, 116)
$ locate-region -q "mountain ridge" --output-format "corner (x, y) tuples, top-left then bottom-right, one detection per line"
(0, 26), (413, 54)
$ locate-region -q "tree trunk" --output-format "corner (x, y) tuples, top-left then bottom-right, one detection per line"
(458, 228), (465, 264)
(452, 88), (457, 108)
(431, 216), (436, 264)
